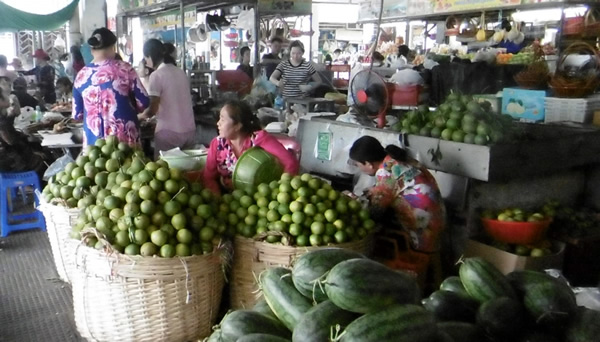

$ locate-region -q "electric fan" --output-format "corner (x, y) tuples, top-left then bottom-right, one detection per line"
(350, 69), (389, 128)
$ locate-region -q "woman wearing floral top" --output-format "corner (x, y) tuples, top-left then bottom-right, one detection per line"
(349, 136), (445, 253)
(203, 100), (299, 195)
(72, 27), (149, 146)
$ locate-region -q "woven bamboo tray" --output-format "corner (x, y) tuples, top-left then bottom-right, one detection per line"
(229, 234), (374, 309)
(39, 201), (80, 283)
(72, 242), (228, 342)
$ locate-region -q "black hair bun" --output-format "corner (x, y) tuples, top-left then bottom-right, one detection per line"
(88, 33), (103, 48)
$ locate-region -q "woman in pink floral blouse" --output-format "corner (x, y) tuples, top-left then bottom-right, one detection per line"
(72, 28), (149, 146)
(203, 100), (299, 195)
(350, 136), (446, 253)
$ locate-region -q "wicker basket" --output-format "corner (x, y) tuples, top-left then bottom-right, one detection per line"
(39, 201), (80, 283)
(72, 242), (227, 342)
(549, 42), (600, 98)
(229, 234), (374, 309)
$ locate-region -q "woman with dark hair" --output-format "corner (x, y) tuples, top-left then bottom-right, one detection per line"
(139, 38), (195, 159)
(237, 46), (253, 79)
(350, 136), (445, 253)
(163, 42), (177, 66)
(72, 27), (149, 146)
(269, 40), (321, 98)
(203, 100), (299, 195)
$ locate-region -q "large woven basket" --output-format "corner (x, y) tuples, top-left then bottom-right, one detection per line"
(72, 243), (227, 342)
(229, 234), (374, 309)
(39, 201), (80, 283)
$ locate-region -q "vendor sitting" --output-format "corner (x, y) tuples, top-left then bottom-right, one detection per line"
(372, 51), (391, 68)
(349, 136), (446, 253)
(389, 52), (424, 87)
(203, 100), (299, 195)
(56, 77), (73, 104)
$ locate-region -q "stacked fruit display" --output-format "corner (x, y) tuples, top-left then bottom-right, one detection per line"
(205, 251), (595, 342)
(224, 173), (375, 246)
(392, 93), (514, 145)
(41, 136), (225, 257)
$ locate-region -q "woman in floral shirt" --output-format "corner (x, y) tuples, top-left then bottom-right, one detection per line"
(203, 100), (299, 195)
(350, 136), (446, 253)
(72, 28), (149, 146)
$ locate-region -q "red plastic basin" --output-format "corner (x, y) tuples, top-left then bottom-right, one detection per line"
(481, 218), (552, 245)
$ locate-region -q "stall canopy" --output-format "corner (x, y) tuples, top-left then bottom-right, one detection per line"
(0, 0), (79, 31)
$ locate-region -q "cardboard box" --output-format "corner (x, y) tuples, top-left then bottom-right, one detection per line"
(464, 236), (565, 274)
(502, 88), (547, 122)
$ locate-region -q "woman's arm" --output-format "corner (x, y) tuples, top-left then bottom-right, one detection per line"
(202, 138), (222, 195)
(129, 66), (150, 112)
(255, 131), (299, 174)
(139, 96), (160, 120)
(269, 69), (283, 87)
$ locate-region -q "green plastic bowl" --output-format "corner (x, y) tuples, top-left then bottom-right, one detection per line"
(233, 147), (283, 193)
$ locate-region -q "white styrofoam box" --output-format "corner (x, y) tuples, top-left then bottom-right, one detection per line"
(544, 95), (600, 124)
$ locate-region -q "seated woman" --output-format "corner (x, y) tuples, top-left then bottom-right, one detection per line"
(349, 136), (445, 253)
(55, 77), (73, 104)
(203, 100), (299, 195)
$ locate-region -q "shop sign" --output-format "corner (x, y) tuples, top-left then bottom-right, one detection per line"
(141, 7), (196, 31)
(433, 0), (521, 14)
(258, 0), (311, 15)
(359, 0), (408, 22)
(407, 0), (434, 16)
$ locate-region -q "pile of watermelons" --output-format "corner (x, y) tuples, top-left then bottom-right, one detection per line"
(205, 250), (599, 342)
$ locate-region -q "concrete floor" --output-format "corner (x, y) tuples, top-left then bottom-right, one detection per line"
(0, 229), (85, 342)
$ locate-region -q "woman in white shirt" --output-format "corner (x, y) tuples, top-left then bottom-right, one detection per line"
(139, 39), (196, 159)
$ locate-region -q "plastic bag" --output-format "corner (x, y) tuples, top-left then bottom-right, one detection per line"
(43, 153), (74, 181)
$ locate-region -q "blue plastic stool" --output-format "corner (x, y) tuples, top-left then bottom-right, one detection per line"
(0, 171), (46, 237)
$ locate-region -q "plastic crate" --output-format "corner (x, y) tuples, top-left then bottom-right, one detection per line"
(544, 96), (600, 124)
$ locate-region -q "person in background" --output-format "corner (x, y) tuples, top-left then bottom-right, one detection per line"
(203, 100), (299, 195)
(372, 51), (391, 68)
(8, 58), (24, 72)
(324, 54), (333, 65)
(73, 27), (149, 146)
(163, 43), (177, 66)
(269, 40), (321, 99)
(389, 51), (424, 86)
(55, 77), (73, 104)
(68, 45), (85, 78)
(0, 55), (18, 83)
(23, 49), (56, 104)
(139, 39), (195, 159)
(261, 37), (282, 78)
(0, 76), (45, 176)
(394, 45), (410, 69)
(333, 49), (342, 63)
(237, 46), (253, 80)
(11, 77), (41, 109)
(349, 136), (445, 253)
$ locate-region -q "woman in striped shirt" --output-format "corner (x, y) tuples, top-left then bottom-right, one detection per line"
(269, 40), (321, 98)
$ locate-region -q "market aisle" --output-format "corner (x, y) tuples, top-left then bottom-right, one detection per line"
(0, 230), (84, 342)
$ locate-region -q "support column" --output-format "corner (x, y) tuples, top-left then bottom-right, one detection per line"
(68, 0), (83, 47)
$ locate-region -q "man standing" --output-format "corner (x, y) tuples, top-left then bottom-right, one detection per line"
(23, 49), (56, 104)
(261, 37), (282, 79)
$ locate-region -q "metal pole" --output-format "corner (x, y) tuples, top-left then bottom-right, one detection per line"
(309, 14), (313, 61)
(254, 4), (260, 78)
(180, 0), (186, 72)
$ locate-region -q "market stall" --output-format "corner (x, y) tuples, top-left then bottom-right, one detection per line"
(10, 1), (600, 341)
